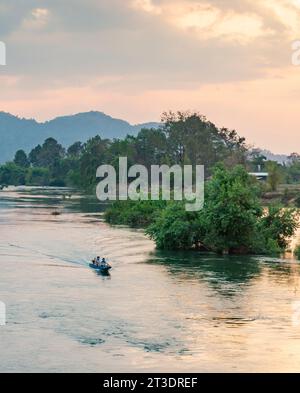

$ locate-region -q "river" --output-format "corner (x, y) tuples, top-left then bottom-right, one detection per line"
(1, 186), (300, 372)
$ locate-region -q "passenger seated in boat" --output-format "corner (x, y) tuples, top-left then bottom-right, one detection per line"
(101, 258), (107, 267)
(96, 256), (101, 266)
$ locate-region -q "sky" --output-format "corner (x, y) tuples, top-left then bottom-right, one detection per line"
(0, 0), (300, 153)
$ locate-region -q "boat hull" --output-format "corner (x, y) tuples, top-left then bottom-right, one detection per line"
(89, 263), (111, 274)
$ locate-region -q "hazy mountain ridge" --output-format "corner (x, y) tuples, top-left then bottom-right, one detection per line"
(0, 111), (160, 163)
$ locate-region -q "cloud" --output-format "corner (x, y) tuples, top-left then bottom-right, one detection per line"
(1, 0), (295, 90)
(1, 0), (300, 153)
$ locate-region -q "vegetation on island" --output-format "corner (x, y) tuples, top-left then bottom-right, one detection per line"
(107, 165), (299, 255)
(1, 111), (300, 255)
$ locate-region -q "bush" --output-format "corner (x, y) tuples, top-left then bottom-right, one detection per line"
(105, 199), (167, 228)
(25, 167), (50, 186)
(0, 162), (26, 185)
(146, 202), (201, 250)
(258, 205), (299, 250)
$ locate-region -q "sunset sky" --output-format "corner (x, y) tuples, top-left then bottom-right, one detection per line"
(1, 0), (300, 152)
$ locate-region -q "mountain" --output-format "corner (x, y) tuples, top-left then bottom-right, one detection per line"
(0, 111), (160, 163)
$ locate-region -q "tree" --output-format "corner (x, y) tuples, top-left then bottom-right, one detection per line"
(161, 111), (221, 168)
(266, 161), (283, 191)
(29, 138), (65, 168)
(286, 158), (300, 183)
(200, 165), (262, 254)
(14, 150), (29, 168)
(67, 141), (83, 158)
(146, 202), (200, 250)
(134, 128), (168, 169)
(25, 167), (50, 186)
(79, 136), (111, 190)
(106, 199), (167, 228)
(0, 162), (26, 185)
(142, 166), (263, 253)
(160, 111), (247, 174)
(38, 138), (65, 167)
(259, 205), (299, 250)
(109, 136), (137, 169)
(29, 145), (42, 167)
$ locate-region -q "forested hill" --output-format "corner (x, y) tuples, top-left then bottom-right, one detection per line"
(0, 111), (159, 163)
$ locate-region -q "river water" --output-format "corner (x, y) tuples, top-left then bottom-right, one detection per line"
(1, 186), (300, 372)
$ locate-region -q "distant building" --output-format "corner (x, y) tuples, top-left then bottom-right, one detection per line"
(248, 172), (269, 181)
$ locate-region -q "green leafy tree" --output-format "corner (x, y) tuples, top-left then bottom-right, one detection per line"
(108, 136), (137, 171)
(134, 128), (168, 169)
(258, 205), (299, 250)
(161, 111), (247, 174)
(79, 136), (111, 190)
(146, 202), (200, 250)
(200, 165), (262, 254)
(29, 139), (65, 168)
(67, 141), (84, 158)
(0, 162), (26, 185)
(106, 199), (166, 228)
(286, 159), (300, 183)
(266, 161), (283, 191)
(14, 150), (29, 168)
(38, 138), (65, 167)
(29, 145), (42, 167)
(25, 167), (50, 186)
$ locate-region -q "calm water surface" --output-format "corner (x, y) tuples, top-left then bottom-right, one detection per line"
(1, 186), (300, 372)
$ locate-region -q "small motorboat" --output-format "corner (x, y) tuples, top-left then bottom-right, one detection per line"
(89, 262), (112, 274)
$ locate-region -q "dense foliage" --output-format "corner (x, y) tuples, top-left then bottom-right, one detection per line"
(2, 112), (300, 194)
(108, 166), (299, 255)
(0, 112), (247, 189)
(105, 199), (167, 228)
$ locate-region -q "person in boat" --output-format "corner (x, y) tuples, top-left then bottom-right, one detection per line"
(101, 258), (107, 267)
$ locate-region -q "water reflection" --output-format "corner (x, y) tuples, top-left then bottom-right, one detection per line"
(148, 250), (300, 293)
(147, 251), (262, 296)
